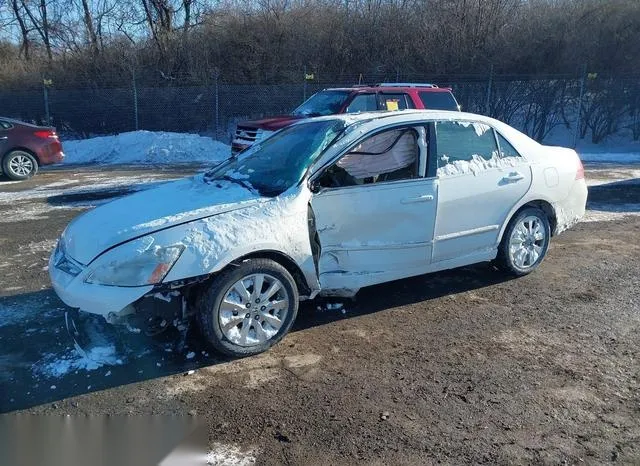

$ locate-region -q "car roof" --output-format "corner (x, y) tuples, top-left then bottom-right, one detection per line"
(306, 109), (487, 125)
(0, 117), (44, 128)
(304, 109), (539, 150)
(324, 86), (452, 93)
(306, 110), (540, 175)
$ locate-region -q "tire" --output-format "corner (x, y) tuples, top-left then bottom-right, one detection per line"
(196, 258), (299, 357)
(495, 207), (551, 276)
(3, 150), (38, 180)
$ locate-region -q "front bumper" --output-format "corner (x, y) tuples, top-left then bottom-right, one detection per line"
(49, 247), (152, 319)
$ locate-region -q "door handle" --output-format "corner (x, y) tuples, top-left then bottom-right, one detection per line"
(401, 194), (434, 204)
(502, 171), (524, 183)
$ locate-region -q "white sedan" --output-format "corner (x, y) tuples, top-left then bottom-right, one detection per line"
(50, 110), (587, 357)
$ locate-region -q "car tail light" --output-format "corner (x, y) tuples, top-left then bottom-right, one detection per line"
(576, 158), (585, 180)
(34, 130), (58, 139)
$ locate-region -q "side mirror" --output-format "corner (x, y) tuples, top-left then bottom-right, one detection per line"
(308, 178), (321, 193)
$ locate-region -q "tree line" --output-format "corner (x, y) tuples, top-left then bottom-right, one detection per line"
(0, 0), (639, 88)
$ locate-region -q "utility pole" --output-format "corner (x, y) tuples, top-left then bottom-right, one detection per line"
(573, 64), (587, 148)
(132, 68), (139, 131)
(484, 64), (494, 116)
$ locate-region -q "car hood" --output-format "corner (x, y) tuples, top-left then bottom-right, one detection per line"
(62, 175), (266, 264)
(239, 115), (306, 131)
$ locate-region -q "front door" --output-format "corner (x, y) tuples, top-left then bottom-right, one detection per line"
(432, 120), (532, 263)
(310, 125), (437, 293)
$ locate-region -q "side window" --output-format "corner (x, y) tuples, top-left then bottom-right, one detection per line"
(435, 121), (498, 174)
(419, 91), (458, 111)
(318, 128), (420, 188)
(378, 94), (413, 111)
(345, 94), (378, 113)
(496, 132), (521, 158)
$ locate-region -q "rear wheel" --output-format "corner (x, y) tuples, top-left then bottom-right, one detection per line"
(196, 259), (299, 357)
(496, 207), (550, 276)
(3, 150), (38, 180)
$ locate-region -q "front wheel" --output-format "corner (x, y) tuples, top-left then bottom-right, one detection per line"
(196, 259), (299, 357)
(495, 207), (551, 276)
(3, 150), (38, 180)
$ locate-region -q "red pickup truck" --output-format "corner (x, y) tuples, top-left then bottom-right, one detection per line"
(232, 83), (460, 154)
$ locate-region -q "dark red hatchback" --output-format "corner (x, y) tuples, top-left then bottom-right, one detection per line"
(0, 117), (64, 180)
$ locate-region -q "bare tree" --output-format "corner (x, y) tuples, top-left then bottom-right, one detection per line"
(79, 0), (99, 53)
(9, 0), (31, 59)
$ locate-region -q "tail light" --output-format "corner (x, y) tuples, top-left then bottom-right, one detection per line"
(34, 130), (58, 139)
(576, 158), (585, 180)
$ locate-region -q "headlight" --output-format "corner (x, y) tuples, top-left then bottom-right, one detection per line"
(85, 238), (184, 287)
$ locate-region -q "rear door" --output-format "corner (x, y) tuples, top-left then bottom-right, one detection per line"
(432, 120), (532, 263)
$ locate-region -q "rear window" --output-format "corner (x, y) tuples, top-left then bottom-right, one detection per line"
(419, 92), (458, 110)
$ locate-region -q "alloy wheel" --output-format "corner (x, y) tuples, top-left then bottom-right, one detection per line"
(217, 273), (290, 347)
(508, 215), (547, 271)
(8, 153), (35, 177)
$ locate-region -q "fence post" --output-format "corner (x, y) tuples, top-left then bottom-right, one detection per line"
(214, 70), (220, 139)
(42, 77), (51, 126)
(303, 66), (307, 102)
(484, 64), (494, 115)
(573, 64), (587, 148)
(132, 68), (139, 131)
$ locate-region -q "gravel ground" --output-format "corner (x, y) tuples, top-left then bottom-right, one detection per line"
(0, 163), (639, 464)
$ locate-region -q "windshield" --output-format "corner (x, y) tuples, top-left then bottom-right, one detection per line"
(205, 119), (345, 196)
(292, 90), (350, 116)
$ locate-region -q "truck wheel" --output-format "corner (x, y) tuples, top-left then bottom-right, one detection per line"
(196, 259), (299, 357)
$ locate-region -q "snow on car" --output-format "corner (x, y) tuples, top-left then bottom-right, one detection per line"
(49, 110), (588, 357)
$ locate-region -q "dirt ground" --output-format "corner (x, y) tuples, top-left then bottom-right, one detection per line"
(1, 164), (639, 464)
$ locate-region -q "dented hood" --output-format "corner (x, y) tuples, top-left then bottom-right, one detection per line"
(62, 175), (265, 264)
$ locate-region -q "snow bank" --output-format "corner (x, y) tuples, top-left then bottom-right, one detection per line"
(578, 152), (640, 164)
(63, 131), (231, 165)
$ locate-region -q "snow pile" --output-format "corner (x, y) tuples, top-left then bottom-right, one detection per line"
(63, 131), (231, 165)
(207, 443), (256, 466)
(437, 154), (520, 177)
(34, 345), (123, 378)
(583, 205), (640, 223)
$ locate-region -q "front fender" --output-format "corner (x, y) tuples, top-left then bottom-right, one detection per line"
(157, 190), (320, 293)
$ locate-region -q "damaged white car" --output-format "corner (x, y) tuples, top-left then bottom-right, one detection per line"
(50, 110), (587, 356)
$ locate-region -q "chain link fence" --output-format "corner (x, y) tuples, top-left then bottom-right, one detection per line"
(1, 71), (639, 146)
